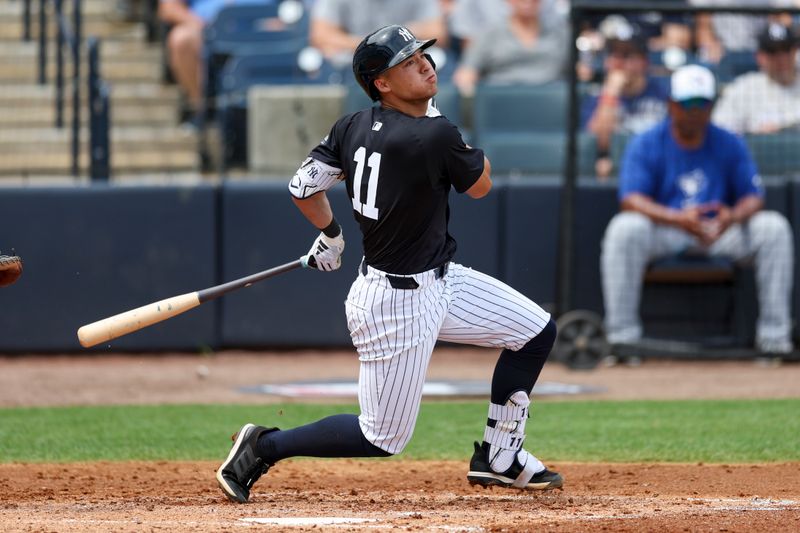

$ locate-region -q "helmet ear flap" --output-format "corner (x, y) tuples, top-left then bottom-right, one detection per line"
(424, 53), (436, 71)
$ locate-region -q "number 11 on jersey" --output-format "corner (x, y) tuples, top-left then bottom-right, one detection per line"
(352, 146), (381, 220)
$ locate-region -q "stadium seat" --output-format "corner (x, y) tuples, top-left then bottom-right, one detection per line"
(715, 51), (758, 83)
(215, 50), (339, 169)
(480, 131), (596, 176)
(744, 132), (800, 176)
(473, 82), (568, 138)
(202, 1), (311, 110)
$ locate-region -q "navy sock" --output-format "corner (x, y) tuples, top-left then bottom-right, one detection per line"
(490, 318), (556, 404)
(257, 413), (391, 462)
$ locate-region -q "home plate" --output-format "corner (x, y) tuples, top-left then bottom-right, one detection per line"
(240, 517), (378, 526)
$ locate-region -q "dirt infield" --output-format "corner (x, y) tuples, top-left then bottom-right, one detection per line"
(1, 348), (799, 532)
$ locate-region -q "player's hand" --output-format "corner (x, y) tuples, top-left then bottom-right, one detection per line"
(674, 205), (710, 245)
(602, 70), (628, 97)
(699, 202), (733, 244)
(306, 231), (345, 271)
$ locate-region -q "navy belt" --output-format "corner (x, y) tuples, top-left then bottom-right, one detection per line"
(360, 261), (448, 290)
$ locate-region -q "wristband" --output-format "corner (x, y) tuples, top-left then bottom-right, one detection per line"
(599, 93), (619, 106)
(321, 217), (342, 238)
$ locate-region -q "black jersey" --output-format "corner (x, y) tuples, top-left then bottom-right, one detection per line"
(310, 106), (485, 275)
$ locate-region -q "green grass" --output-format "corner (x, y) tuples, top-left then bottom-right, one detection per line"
(1, 399), (798, 463)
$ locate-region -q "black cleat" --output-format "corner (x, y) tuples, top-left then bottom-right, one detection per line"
(467, 441), (563, 490)
(215, 423), (279, 503)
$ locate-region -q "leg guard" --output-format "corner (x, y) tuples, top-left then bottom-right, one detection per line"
(482, 390), (540, 473)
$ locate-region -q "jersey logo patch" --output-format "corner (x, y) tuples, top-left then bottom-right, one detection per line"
(372, 121), (383, 131)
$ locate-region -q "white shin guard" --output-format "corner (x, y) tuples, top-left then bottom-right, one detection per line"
(482, 390), (534, 473)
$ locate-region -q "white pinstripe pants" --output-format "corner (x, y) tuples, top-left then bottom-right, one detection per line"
(345, 261), (551, 454)
(601, 210), (794, 350)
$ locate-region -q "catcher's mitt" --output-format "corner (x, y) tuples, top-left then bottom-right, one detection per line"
(0, 254), (23, 287)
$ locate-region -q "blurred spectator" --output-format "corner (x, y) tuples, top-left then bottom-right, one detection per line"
(158, 0), (273, 122)
(446, 0), (566, 54)
(713, 22), (800, 133)
(576, 10), (695, 84)
(452, 0), (568, 97)
(601, 64), (794, 355)
(691, 0), (796, 64)
(581, 23), (670, 179)
(310, 0), (446, 68)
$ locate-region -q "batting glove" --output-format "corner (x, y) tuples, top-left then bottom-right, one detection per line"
(306, 231), (345, 271)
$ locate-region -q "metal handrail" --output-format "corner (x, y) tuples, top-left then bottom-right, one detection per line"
(88, 37), (110, 181)
(28, 0), (110, 180)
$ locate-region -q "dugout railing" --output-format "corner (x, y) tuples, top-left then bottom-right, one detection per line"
(556, 2), (800, 367)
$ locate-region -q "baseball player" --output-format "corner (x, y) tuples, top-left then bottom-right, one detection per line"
(216, 25), (562, 503)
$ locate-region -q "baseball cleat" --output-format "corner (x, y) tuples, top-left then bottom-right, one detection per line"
(467, 441), (563, 490)
(216, 423), (278, 503)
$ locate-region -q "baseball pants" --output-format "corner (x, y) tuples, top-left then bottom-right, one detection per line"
(345, 261), (551, 454)
(601, 210), (794, 351)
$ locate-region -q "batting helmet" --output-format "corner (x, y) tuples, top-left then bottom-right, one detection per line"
(353, 25), (436, 101)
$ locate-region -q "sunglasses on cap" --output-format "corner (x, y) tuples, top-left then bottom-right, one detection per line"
(676, 97), (713, 110)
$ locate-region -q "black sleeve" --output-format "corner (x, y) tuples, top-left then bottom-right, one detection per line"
(426, 118), (485, 194)
(309, 115), (348, 168)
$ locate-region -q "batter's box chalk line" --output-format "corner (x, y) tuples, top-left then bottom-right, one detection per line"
(239, 515), (483, 531)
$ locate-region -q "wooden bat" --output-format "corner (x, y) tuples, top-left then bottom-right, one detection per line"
(77, 257), (309, 348)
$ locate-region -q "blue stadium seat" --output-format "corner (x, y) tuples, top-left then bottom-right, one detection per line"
(480, 131), (596, 176)
(715, 51), (758, 83)
(204, 1), (308, 57)
(473, 82), (568, 139)
(744, 132), (800, 176)
(215, 50), (339, 169)
(202, 1), (311, 106)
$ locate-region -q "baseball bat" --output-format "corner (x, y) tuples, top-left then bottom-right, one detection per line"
(77, 257), (310, 348)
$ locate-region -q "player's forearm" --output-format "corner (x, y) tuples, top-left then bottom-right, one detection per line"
(310, 19), (361, 56)
(730, 195), (764, 224)
(621, 193), (684, 227)
(158, 0), (200, 26)
(466, 156), (492, 199)
(293, 192), (335, 230)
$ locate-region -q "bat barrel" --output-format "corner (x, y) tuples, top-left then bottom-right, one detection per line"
(77, 292), (200, 348)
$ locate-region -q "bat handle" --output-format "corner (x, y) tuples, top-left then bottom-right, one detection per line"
(301, 255), (317, 269)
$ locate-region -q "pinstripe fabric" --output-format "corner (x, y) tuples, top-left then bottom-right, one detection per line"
(346, 261), (551, 454)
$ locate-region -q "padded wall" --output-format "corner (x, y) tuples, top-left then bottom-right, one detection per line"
(0, 185), (217, 352)
(501, 178), (561, 311)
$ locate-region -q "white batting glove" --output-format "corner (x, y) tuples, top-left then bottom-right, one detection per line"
(306, 231), (345, 271)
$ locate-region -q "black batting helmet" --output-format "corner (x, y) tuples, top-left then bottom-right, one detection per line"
(352, 25), (436, 101)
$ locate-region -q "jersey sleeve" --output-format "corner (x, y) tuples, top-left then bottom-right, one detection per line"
(287, 120), (345, 199)
(728, 133), (764, 201)
(429, 119), (485, 193)
(618, 132), (657, 201)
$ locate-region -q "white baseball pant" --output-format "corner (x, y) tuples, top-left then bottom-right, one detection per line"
(345, 261), (551, 454)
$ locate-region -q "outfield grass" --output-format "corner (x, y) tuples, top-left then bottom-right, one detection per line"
(1, 399), (798, 463)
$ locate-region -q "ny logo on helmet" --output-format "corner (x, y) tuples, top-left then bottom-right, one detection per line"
(398, 27), (414, 42)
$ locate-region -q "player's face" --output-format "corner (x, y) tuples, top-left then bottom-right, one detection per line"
(757, 46), (798, 86)
(378, 50), (438, 103)
(669, 99), (712, 138)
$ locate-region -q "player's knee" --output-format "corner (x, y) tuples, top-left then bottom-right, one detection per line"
(519, 318), (557, 358)
(603, 212), (651, 250)
(751, 211), (793, 247)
